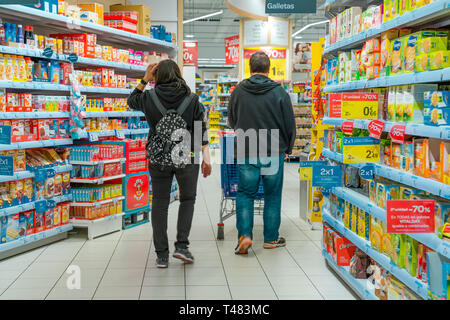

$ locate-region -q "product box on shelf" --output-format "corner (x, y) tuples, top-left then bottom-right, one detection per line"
(78, 3), (104, 25)
(424, 91), (450, 126)
(387, 274), (421, 300)
(110, 4), (151, 37)
(120, 172), (150, 215)
(427, 251), (450, 300)
(332, 234), (357, 266)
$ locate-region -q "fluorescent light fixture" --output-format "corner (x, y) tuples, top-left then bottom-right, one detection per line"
(185, 34), (195, 38)
(292, 20), (329, 37)
(183, 10), (223, 24)
(295, 36), (303, 39)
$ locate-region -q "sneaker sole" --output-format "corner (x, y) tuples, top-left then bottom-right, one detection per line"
(173, 253), (194, 264)
(235, 238), (253, 255)
(156, 264), (168, 268)
(263, 243), (286, 249)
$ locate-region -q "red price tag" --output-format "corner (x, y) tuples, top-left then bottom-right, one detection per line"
(225, 35), (239, 65)
(341, 121), (354, 134)
(389, 124), (406, 143)
(368, 120), (385, 139)
(386, 200), (435, 233)
(329, 93), (342, 118)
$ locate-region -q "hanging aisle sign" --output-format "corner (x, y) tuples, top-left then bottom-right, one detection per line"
(341, 92), (379, 119)
(244, 47), (286, 81)
(343, 136), (380, 164)
(183, 41), (198, 67)
(225, 35), (239, 65)
(265, 0), (316, 13)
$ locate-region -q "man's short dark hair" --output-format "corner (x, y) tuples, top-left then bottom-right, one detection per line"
(250, 52), (270, 74)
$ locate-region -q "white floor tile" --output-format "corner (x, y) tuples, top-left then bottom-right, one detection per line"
(186, 285), (231, 300)
(93, 286), (141, 300)
(0, 287), (50, 300)
(140, 286), (185, 300)
(46, 286), (96, 300)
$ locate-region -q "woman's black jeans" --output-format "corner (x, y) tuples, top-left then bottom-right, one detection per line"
(148, 163), (200, 258)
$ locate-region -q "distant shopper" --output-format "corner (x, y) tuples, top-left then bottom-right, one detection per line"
(128, 60), (212, 268)
(228, 52), (296, 254)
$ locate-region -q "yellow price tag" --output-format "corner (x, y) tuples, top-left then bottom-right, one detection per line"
(299, 167), (312, 181)
(343, 144), (380, 164)
(341, 93), (379, 119)
(244, 47), (286, 81)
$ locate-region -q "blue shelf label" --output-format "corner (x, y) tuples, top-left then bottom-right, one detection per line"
(43, 47), (53, 58)
(35, 168), (47, 183)
(0, 125), (11, 144)
(300, 160), (327, 167)
(68, 53), (78, 63)
(312, 165), (342, 188)
(35, 200), (47, 213)
(88, 131), (99, 142)
(0, 156), (14, 176)
(115, 129), (125, 139)
(359, 165), (375, 180)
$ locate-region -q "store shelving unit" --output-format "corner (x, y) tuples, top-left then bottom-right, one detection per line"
(0, 3), (177, 243)
(322, 148), (450, 200)
(323, 249), (379, 300)
(0, 194), (73, 218)
(320, 0), (450, 300)
(0, 224), (73, 260)
(69, 212), (125, 240)
(0, 5), (177, 54)
(0, 164), (72, 184)
(322, 117), (449, 140)
(291, 104), (313, 159)
(323, 210), (429, 299)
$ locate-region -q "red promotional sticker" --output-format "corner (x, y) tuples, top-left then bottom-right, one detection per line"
(225, 35), (239, 65)
(368, 120), (385, 139)
(341, 121), (354, 134)
(389, 124), (406, 143)
(386, 200), (435, 233)
(329, 93), (342, 118)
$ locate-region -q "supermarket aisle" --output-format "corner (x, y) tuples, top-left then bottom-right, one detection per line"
(0, 161), (357, 300)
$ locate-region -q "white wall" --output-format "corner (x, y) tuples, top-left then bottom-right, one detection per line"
(128, 0), (178, 33)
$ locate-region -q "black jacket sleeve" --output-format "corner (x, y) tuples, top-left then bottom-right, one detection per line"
(127, 88), (146, 112)
(281, 92), (296, 155)
(228, 89), (237, 129)
(193, 96), (209, 146)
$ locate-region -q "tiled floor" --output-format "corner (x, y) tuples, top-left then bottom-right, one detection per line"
(0, 159), (357, 300)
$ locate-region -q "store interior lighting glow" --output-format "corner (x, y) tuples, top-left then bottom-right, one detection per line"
(185, 34), (195, 38)
(292, 20), (329, 37)
(183, 10), (223, 24)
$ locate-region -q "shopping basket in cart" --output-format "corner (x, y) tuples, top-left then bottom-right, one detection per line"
(217, 130), (264, 240)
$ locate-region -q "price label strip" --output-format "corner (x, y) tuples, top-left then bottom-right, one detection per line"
(299, 161), (327, 181)
(88, 131), (99, 142)
(341, 92), (379, 119)
(342, 136), (380, 164)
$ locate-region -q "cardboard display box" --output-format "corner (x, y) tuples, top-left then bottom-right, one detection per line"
(110, 4), (151, 37)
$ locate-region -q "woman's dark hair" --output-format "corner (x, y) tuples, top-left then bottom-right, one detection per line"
(155, 59), (191, 95)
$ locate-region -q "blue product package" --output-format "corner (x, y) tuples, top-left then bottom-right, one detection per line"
(49, 119), (59, 139)
(0, 216), (7, 243)
(49, 61), (60, 84)
(424, 91), (450, 108)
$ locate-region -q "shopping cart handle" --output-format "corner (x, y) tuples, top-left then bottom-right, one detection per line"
(218, 129), (235, 137)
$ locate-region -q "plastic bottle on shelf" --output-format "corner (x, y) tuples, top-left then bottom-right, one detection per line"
(3, 22), (10, 42)
(24, 26), (35, 47)
(16, 25), (24, 44)
(0, 19), (5, 44)
(10, 24), (16, 44)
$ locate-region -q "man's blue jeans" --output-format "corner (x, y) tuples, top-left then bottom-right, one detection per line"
(236, 154), (284, 242)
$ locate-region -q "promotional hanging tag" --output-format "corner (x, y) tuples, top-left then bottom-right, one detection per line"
(368, 120), (385, 139)
(359, 165), (375, 180)
(341, 121), (354, 134)
(43, 47), (53, 58)
(389, 124), (406, 143)
(0, 156), (14, 176)
(386, 200), (435, 233)
(68, 53), (78, 63)
(0, 125), (12, 144)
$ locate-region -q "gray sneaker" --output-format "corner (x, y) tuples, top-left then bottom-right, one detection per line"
(156, 257), (169, 268)
(173, 248), (194, 264)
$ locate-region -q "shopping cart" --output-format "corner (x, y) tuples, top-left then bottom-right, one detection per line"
(217, 130), (264, 240)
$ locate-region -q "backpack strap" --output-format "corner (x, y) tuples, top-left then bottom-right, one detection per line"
(176, 94), (195, 116)
(149, 89), (168, 116)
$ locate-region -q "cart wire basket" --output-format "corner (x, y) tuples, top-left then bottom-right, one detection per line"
(217, 130), (264, 240)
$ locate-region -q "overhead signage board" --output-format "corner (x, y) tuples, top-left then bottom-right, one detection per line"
(265, 0), (316, 14)
(268, 17), (289, 47)
(243, 20), (269, 47)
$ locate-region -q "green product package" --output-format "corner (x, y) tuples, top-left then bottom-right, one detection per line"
(404, 236), (418, 277)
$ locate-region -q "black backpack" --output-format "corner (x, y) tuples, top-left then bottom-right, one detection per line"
(147, 90), (194, 169)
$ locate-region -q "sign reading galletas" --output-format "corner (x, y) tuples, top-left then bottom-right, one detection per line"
(386, 200), (435, 233)
(265, 0), (316, 13)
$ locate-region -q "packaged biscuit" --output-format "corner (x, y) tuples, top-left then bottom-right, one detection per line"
(415, 53), (430, 72)
(370, 215), (383, 252)
(62, 172), (70, 195)
(22, 210), (34, 236)
(391, 38), (403, 74)
(53, 205), (61, 227)
(429, 50), (450, 70)
(5, 214), (19, 242)
(404, 236), (418, 276)
(61, 202), (70, 224)
(54, 173), (62, 197)
(0, 216), (7, 243)
(390, 233), (406, 267)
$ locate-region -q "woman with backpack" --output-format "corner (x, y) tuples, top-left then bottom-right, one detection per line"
(127, 59), (212, 268)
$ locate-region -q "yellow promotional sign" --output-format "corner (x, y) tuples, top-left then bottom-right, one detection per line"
(340, 92), (379, 119)
(243, 47), (286, 81)
(299, 167), (312, 181)
(343, 136), (381, 164)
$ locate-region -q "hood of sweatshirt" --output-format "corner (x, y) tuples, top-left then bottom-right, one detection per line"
(239, 74), (280, 95)
(154, 82), (188, 108)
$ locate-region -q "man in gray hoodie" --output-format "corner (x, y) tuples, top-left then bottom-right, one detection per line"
(228, 52), (296, 255)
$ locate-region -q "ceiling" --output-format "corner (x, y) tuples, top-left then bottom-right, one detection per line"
(183, 0), (328, 67)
